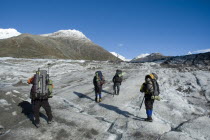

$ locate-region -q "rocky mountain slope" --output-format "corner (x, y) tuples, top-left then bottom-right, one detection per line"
(0, 33), (118, 61)
(161, 52), (210, 68)
(0, 57), (209, 140)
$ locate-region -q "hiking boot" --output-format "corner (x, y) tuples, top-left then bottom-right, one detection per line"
(144, 117), (153, 122)
(96, 98), (100, 103)
(48, 120), (53, 124)
(35, 122), (40, 128)
(98, 98), (100, 102)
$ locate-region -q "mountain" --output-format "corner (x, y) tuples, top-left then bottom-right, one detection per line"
(0, 28), (21, 39)
(131, 53), (168, 63)
(41, 29), (90, 41)
(0, 30), (119, 61)
(133, 53), (150, 60)
(161, 52), (210, 68)
(110, 52), (130, 61)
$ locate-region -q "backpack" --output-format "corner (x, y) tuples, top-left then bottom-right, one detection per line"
(31, 69), (52, 99)
(95, 71), (105, 85)
(151, 79), (160, 96)
(114, 70), (123, 83)
(149, 78), (160, 100)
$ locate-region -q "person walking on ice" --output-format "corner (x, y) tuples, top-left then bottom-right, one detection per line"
(28, 68), (54, 127)
(93, 71), (105, 102)
(112, 69), (123, 95)
(140, 73), (160, 122)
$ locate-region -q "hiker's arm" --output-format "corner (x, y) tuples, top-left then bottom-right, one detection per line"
(112, 76), (115, 83)
(140, 83), (144, 93)
(93, 77), (96, 86)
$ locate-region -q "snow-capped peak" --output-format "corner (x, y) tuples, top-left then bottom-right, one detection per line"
(0, 28), (21, 39)
(110, 52), (131, 61)
(41, 29), (90, 41)
(134, 53), (150, 60)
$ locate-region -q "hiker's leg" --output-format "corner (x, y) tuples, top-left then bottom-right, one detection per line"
(98, 86), (102, 102)
(117, 84), (120, 94)
(99, 86), (102, 98)
(145, 98), (154, 122)
(33, 100), (41, 124)
(42, 99), (53, 121)
(149, 99), (154, 117)
(113, 84), (116, 94)
(95, 87), (98, 101)
(145, 98), (150, 116)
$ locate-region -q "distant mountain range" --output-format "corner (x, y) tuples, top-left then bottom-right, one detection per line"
(131, 53), (168, 63)
(131, 52), (210, 67)
(0, 29), (119, 61)
(1, 28), (209, 64)
(161, 52), (210, 67)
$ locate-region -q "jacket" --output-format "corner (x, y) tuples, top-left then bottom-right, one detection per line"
(112, 74), (122, 84)
(140, 73), (159, 99)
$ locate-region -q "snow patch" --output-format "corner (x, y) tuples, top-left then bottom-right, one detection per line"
(12, 90), (20, 94)
(41, 29), (90, 41)
(12, 111), (17, 116)
(133, 53), (150, 60)
(0, 28), (21, 39)
(110, 52), (131, 61)
(107, 134), (118, 140)
(5, 92), (11, 95)
(0, 99), (11, 107)
(191, 48), (210, 54)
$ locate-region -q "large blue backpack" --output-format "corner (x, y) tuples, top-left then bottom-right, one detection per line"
(95, 71), (105, 85)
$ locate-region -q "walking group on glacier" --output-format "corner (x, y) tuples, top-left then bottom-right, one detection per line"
(28, 68), (160, 128)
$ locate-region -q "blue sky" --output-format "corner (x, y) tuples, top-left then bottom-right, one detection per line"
(0, 0), (210, 59)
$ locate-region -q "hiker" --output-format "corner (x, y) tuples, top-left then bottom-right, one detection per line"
(140, 73), (160, 122)
(27, 68), (54, 127)
(93, 71), (105, 102)
(112, 69), (123, 95)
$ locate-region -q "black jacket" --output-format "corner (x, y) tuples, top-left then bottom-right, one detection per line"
(112, 75), (122, 84)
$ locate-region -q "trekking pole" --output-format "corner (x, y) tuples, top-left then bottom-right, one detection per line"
(139, 96), (145, 110)
(47, 63), (51, 75)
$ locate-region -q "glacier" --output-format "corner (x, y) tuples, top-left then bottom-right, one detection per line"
(0, 57), (209, 140)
